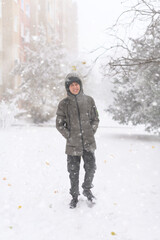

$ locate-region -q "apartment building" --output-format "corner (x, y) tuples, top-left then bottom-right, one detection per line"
(0, 0), (31, 98)
(0, 0), (78, 99)
(53, 0), (78, 55)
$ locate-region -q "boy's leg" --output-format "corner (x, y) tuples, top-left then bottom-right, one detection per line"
(82, 150), (96, 195)
(67, 155), (81, 198)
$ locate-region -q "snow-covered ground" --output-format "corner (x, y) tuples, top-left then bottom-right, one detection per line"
(0, 107), (160, 240)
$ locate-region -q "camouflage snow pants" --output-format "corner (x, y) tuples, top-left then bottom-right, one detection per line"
(67, 150), (96, 198)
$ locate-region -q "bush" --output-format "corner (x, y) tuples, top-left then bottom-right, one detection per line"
(0, 101), (18, 128)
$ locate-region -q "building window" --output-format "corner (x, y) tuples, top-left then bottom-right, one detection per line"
(48, 2), (50, 12)
(21, 23), (24, 38)
(0, 0), (2, 18)
(21, 0), (24, 11)
(25, 29), (30, 43)
(0, 67), (2, 85)
(0, 33), (2, 51)
(14, 16), (18, 32)
(26, 4), (30, 17)
(14, 58), (19, 66)
(14, 75), (19, 89)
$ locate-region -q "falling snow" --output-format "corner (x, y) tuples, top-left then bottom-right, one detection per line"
(0, 102), (160, 240)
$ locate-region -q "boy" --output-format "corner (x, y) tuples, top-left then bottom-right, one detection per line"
(56, 73), (99, 208)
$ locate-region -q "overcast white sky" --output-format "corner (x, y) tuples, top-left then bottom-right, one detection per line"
(74, 0), (125, 52)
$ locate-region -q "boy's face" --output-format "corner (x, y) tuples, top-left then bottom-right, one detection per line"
(69, 82), (80, 95)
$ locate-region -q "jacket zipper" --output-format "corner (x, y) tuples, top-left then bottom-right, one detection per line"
(75, 96), (84, 149)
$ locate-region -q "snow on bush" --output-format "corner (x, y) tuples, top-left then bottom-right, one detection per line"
(0, 101), (18, 128)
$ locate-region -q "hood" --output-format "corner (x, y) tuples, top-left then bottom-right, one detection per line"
(65, 72), (83, 95)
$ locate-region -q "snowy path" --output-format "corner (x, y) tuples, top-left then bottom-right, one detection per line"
(0, 124), (160, 240)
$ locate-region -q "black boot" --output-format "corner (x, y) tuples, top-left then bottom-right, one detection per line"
(83, 189), (95, 202)
(69, 197), (78, 209)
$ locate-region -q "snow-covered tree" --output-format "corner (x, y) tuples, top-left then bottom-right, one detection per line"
(0, 100), (19, 128)
(101, 0), (160, 134)
(13, 30), (69, 123)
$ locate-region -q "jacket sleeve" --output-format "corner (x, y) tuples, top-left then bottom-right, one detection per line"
(56, 100), (70, 139)
(90, 98), (99, 134)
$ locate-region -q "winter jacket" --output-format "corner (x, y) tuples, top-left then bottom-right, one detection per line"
(56, 74), (99, 156)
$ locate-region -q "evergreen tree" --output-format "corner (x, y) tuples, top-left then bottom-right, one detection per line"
(14, 31), (69, 123)
(108, 15), (160, 134)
